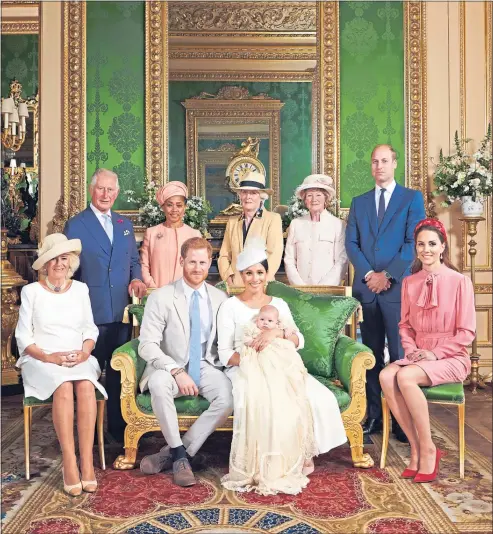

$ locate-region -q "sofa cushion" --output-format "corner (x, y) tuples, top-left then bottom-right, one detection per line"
(266, 281), (360, 379)
(312, 375), (351, 412)
(136, 392), (211, 415)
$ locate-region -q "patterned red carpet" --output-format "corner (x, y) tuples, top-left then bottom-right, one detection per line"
(1, 395), (491, 534)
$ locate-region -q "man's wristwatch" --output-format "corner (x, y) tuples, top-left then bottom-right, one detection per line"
(383, 271), (392, 280)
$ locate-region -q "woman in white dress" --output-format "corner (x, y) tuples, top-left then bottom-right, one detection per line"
(217, 239), (347, 495)
(284, 174), (348, 286)
(15, 234), (107, 497)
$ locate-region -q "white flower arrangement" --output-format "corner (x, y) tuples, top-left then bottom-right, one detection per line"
(432, 125), (492, 207)
(124, 177), (212, 236)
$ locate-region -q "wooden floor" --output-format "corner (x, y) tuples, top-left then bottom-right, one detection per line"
(429, 383), (492, 460)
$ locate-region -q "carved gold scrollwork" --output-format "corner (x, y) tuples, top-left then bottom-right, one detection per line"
(168, 2), (316, 33)
(1, 20), (39, 34)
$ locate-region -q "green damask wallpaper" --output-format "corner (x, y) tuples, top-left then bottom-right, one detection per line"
(86, 1), (145, 210)
(169, 82), (312, 205)
(1, 35), (38, 99)
(339, 1), (405, 208)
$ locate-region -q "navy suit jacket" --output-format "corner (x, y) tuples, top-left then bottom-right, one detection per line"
(64, 207), (142, 325)
(345, 183), (426, 304)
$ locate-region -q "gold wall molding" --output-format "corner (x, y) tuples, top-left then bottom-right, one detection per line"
(168, 2), (316, 33)
(169, 71), (314, 82)
(170, 46), (316, 61)
(144, 1), (168, 187)
(1, 19), (38, 33)
(476, 306), (492, 348)
(487, 1), (492, 131)
(52, 0), (86, 233)
(459, 1), (466, 141)
(405, 2), (430, 213)
(316, 1), (339, 198)
(475, 284), (492, 294)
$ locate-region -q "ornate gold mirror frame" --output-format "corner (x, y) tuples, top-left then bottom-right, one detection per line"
(53, 1), (168, 232)
(182, 87), (283, 210)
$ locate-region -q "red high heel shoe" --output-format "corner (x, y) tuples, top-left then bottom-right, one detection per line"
(413, 449), (442, 483)
(400, 467), (418, 479)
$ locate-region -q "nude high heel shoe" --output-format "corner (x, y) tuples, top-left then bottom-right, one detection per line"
(62, 468), (82, 497)
(81, 479), (98, 493)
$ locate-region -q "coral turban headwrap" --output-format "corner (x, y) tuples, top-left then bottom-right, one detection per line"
(155, 181), (188, 206)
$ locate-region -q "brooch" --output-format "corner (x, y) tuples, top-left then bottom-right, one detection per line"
(156, 233), (163, 239)
(117, 219), (124, 224)
(124, 229), (130, 236)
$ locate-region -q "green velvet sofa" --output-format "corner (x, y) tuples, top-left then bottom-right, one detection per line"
(111, 281), (376, 470)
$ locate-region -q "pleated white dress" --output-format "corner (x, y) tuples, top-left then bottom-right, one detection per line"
(217, 296), (347, 494)
(15, 281), (107, 400)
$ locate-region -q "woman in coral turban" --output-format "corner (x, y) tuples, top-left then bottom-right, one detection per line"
(140, 181), (201, 288)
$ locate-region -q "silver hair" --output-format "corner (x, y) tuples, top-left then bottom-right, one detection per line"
(90, 168), (119, 189)
(40, 252), (80, 280)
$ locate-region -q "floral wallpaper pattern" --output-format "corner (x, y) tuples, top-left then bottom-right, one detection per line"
(1, 35), (38, 99)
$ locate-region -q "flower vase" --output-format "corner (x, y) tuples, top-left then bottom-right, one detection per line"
(460, 196), (485, 217)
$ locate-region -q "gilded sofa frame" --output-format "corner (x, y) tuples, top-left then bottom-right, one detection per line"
(112, 284), (375, 470)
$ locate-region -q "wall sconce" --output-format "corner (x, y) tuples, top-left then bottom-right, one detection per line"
(1, 79), (29, 152)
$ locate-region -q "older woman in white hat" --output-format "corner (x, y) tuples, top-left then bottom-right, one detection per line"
(218, 171), (283, 287)
(15, 234), (107, 496)
(140, 181), (201, 288)
(284, 174), (348, 286)
(217, 239), (347, 495)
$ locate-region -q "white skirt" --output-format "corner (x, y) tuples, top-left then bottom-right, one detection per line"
(18, 355), (108, 400)
(305, 374), (347, 454)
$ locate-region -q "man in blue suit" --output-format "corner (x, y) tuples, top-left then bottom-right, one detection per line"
(346, 145), (425, 440)
(64, 168), (147, 442)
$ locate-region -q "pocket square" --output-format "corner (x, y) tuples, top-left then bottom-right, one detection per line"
(124, 229), (130, 236)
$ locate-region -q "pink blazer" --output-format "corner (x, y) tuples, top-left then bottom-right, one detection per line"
(140, 224), (201, 288)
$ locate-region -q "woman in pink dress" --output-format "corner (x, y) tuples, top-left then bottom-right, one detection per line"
(140, 182), (201, 288)
(379, 218), (475, 483)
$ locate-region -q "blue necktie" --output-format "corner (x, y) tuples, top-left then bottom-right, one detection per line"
(188, 290), (201, 387)
(102, 213), (113, 244)
(377, 188), (386, 227)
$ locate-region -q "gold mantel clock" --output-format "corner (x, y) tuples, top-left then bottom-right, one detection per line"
(225, 137), (266, 189)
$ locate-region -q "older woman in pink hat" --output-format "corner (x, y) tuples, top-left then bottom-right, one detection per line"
(140, 181), (201, 288)
(284, 174), (348, 286)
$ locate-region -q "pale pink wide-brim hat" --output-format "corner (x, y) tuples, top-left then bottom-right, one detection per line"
(156, 181), (188, 206)
(32, 233), (82, 271)
(231, 171), (273, 200)
(295, 174), (336, 200)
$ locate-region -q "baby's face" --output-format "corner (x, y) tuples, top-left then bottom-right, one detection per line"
(256, 309), (279, 330)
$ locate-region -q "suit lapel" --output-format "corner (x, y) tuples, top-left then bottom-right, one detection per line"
(365, 191), (378, 237)
(378, 184), (405, 236)
(80, 207), (112, 255)
(204, 283), (216, 355)
(111, 211), (124, 254)
(236, 216), (244, 251)
(174, 280), (190, 341)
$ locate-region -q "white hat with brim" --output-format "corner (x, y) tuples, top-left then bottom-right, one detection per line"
(32, 233), (82, 271)
(295, 174), (336, 199)
(231, 171), (273, 199)
(236, 236), (268, 272)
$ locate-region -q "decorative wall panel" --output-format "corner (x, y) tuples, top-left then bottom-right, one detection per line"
(0, 34), (38, 98)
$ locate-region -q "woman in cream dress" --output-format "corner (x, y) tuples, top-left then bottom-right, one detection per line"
(140, 181), (201, 288)
(284, 174), (348, 286)
(15, 234), (107, 496)
(217, 240), (347, 495)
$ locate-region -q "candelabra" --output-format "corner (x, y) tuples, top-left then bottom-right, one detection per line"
(459, 215), (486, 394)
(1, 79), (29, 152)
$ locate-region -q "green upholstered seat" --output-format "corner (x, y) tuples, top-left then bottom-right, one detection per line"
(382, 382), (464, 404)
(137, 392), (211, 416)
(312, 375), (351, 411)
(24, 389), (106, 406)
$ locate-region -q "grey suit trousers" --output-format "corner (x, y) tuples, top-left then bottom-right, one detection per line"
(147, 360), (234, 456)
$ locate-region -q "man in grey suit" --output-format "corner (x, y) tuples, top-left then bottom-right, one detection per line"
(138, 237), (232, 486)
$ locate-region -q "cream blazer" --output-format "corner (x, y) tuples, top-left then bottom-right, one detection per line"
(138, 279), (228, 392)
(284, 210), (348, 286)
(218, 210), (283, 286)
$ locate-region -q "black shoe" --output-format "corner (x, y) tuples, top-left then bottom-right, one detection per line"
(187, 452), (207, 472)
(363, 418), (383, 435)
(392, 422), (409, 444)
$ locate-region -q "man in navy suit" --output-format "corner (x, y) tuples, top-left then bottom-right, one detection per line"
(345, 145), (426, 439)
(64, 168), (147, 442)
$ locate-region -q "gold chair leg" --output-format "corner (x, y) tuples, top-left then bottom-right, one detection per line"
(346, 423), (374, 468)
(380, 397), (390, 469)
(24, 406), (31, 480)
(96, 400), (106, 471)
(113, 425), (144, 470)
(458, 402), (465, 479)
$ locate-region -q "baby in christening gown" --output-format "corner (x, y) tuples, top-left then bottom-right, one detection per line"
(221, 305), (317, 496)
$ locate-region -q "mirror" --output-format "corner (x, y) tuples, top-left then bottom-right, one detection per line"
(183, 86), (283, 218)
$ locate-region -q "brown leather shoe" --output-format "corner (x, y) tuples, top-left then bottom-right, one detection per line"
(140, 446), (172, 475)
(173, 458), (196, 487)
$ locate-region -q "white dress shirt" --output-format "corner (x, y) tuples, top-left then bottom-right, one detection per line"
(374, 179), (397, 213)
(90, 203), (113, 243)
(182, 279), (212, 357)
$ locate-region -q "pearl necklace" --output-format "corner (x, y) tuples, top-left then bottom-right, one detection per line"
(45, 278), (67, 293)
